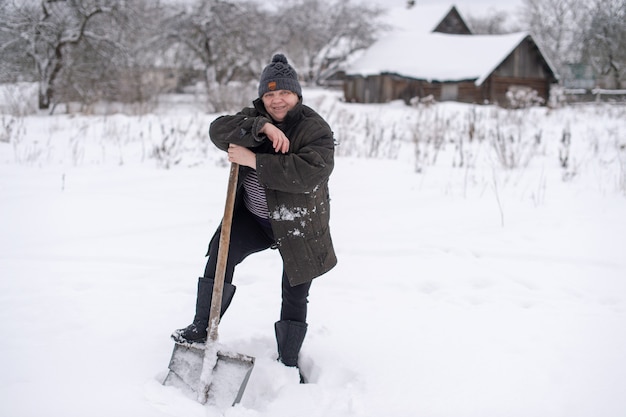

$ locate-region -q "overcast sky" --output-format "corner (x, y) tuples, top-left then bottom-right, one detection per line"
(363, 0), (524, 17)
(359, 0), (526, 29)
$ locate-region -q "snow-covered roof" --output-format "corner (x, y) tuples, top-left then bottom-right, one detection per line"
(346, 31), (530, 85)
(381, 4), (457, 34)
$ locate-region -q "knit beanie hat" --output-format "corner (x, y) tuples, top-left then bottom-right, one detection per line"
(258, 54), (302, 98)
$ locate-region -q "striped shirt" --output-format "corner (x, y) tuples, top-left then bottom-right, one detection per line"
(243, 170), (269, 220)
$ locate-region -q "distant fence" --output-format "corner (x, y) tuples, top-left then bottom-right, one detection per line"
(564, 88), (626, 103)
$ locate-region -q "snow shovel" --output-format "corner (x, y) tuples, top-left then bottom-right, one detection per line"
(163, 163), (255, 406)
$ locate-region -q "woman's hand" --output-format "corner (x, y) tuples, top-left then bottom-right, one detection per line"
(228, 144), (256, 169)
(260, 122), (290, 154)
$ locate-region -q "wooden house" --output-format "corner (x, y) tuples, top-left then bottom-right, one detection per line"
(343, 5), (559, 106)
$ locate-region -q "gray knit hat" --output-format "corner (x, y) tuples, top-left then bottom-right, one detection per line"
(258, 54), (302, 98)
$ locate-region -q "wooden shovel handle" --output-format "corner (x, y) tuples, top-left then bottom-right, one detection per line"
(207, 162), (239, 343)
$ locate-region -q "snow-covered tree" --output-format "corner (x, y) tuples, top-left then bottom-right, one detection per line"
(522, 0), (625, 88)
(466, 10), (521, 34)
(521, 0), (587, 76)
(583, 0), (626, 88)
(0, 0), (122, 110)
(160, 0), (275, 89)
(1, 0), (388, 111)
(278, 0), (386, 85)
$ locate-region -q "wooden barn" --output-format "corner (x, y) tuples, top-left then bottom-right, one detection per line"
(344, 5), (559, 106)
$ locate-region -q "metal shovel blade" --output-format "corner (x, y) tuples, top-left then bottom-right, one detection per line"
(163, 342), (255, 407)
(163, 164), (253, 406)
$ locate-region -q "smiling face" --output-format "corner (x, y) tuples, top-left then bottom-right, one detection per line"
(261, 89), (299, 122)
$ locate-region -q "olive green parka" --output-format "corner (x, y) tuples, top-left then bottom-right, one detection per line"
(209, 98), (337, 286)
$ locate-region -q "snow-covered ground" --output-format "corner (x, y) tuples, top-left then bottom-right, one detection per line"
(1, 87), (625, 417)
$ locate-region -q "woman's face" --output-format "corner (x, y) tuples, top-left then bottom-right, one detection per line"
(261, 90), (299, 122)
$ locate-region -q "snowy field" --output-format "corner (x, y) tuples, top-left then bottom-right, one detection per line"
(1, 86), (626, 417)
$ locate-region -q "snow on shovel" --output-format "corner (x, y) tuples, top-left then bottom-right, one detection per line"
(163, 163), (255, 407)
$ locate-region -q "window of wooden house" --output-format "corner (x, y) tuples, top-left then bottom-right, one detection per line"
(441, 83), (458, 101)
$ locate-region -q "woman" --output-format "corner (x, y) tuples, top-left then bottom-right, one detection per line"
(172, 54), (337, 376)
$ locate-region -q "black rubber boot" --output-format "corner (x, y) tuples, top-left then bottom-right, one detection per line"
(171, 277), (236, 344)
(275, 320), (307, 367)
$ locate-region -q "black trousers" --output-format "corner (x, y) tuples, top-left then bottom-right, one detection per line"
(203, 206), (311, 323)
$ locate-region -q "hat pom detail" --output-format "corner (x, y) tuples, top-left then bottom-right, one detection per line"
(272, 54), (288, 64)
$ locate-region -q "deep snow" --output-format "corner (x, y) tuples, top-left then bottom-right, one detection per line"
(1, 88), (625, 417)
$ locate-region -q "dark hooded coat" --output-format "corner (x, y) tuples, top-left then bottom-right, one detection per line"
(209, 98), (337, 286)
